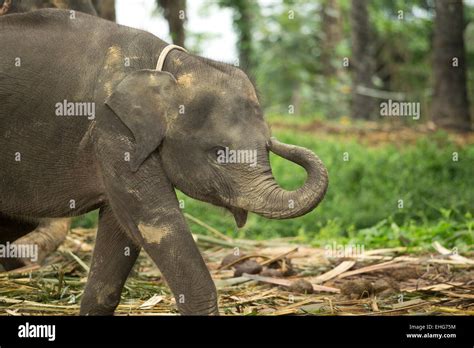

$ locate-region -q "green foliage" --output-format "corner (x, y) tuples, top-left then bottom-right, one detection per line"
(368, 0), (434, 114)
(240, 124), (473, 251)
(248, 0), (473, 120)
(252, 1), (325, 115)
(72, 210), (98, 229)
(316, 212), (473, 254)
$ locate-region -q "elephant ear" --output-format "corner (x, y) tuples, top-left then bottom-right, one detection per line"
(105, 70), (177, 172)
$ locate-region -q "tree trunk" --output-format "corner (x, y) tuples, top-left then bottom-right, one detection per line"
(320, 0), (342, 76)
(350, 0), (376, 119)
(431, 0), (471, 130)
(235, 1), (253, 72)
(217, 0), (255, 73)
(92, 0), (115, 21)
(157, 0), (186, 47)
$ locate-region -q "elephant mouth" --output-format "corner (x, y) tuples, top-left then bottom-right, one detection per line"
(228, 206), (248, 228)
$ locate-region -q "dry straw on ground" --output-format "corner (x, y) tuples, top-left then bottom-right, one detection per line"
(1, 216), (473, 316)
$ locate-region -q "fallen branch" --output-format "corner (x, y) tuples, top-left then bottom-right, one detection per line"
(260, 247), (298, 266)
(242, 273), (340, 293)
(337, 260), (408, 279)
(185, 213), (232, 241)
(311, 260), (356, 284)
(192, 234), (250, 249)
(432, 241), (474, 265)
(218, 254), (270, 270)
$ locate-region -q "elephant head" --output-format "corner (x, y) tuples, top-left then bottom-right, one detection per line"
(106, 56), (328, 227)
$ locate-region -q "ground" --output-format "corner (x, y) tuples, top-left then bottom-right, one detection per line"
(0, 225), (472, 316)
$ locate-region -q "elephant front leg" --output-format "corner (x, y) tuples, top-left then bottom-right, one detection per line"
(80, 207), (140, 315)
(96, 143), (218, 315)
(136, 210), (219, 315)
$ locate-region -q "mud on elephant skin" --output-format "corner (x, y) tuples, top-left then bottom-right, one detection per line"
(0, 9), (328, 315)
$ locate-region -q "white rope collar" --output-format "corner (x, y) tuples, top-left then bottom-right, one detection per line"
(156, 44), (188, 71)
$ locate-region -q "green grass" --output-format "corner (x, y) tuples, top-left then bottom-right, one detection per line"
(73, 121), (474, 252)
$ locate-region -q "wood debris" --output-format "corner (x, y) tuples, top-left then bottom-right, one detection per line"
(0, 226), (472, 316)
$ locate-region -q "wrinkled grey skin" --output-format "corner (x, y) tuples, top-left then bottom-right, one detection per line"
(0, 9), (328, 315)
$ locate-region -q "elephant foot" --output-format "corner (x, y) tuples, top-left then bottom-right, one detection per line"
(179, 303), (220, 316)
(79, 299), (118, 316)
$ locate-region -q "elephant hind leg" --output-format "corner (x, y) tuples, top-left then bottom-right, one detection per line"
(0, 215), (70, 271)
(0, 213), (38, 270)
(11, 218), (70, 266)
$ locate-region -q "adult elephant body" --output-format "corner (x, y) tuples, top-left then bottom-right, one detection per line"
(0, 9), (328, 315)
(0, 0), (102, 273)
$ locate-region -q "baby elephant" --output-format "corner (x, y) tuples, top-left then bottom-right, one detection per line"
(0, 9), (328, 315)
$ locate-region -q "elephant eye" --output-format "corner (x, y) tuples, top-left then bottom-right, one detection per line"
(213, 146), (225, 156)
(212, 146), (227, 162)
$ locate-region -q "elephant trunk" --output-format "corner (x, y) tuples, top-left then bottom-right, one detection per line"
(240, 138), (328, 219)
